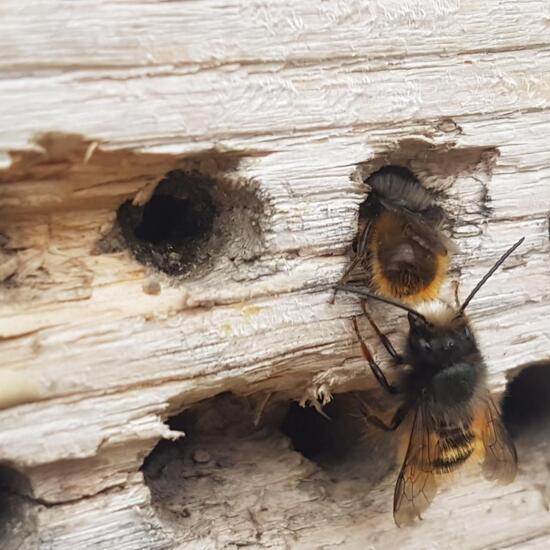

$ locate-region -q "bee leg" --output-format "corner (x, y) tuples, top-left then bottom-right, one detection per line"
(352, 317), (401, 395)
(356, 397), (408, 431)
(360, 301), (404, 365)
(452, 279), (461, 308)
(330, 223), (371, 304)
(368, 405), (409, 432)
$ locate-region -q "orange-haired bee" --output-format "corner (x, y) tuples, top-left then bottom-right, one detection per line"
(336, 237), (523, 526)
(334, 166), (453, 304)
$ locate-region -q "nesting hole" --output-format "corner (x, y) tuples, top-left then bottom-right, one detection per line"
(344, 163), (448, 298)
(143, 392), (395, 545)
(502, 360), (550, 438)
(134, 190), (214, 246)
(0, 464), (37, 550)
(114, 168), (264, 278)
(342, 141), (499, 302)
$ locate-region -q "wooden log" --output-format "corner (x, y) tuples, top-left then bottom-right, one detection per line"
(0, 1), (549, 548)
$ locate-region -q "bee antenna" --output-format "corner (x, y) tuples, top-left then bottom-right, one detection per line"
(459, 237), (525, 313)
(334, 285), (428, 323)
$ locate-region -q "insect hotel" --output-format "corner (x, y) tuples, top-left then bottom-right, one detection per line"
(0, 2), (549, 549)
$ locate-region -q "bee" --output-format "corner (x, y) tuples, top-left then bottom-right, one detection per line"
(333, 166), (453, 304)
(336, 237), (523, 526)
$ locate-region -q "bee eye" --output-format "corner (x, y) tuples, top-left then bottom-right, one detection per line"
(418, 339), (432, 352)
(463, 326), (471, 339)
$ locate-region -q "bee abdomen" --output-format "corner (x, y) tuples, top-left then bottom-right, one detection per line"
(433, 427), (475, 474)
(368, 211), (449, 304)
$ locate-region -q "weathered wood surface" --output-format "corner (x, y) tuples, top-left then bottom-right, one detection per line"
(0, 1), (549, 548)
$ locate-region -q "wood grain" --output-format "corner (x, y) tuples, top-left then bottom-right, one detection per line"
(0, 1), (549, 548)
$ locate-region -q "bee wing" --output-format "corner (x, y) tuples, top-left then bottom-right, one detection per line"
(393, 404), (438, 527)
(479, 393), (518, 484)
(402, 212), (450, 257)
(376, 199), (454, 258)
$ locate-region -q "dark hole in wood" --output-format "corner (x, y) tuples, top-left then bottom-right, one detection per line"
(279, 392), (395, 471)
(134, 194), (212, 244)
(117, 171), (216, 277)
(111, 167), (265, 279)
(0, 464), (36, 550)
(280, 398), (368, 463)
(142, 392), (395, 543)
(279, 402), (331, 459)
(502, 360), (550, 438)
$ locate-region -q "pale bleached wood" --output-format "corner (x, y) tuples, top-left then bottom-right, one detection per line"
(0, 1), (549, 548)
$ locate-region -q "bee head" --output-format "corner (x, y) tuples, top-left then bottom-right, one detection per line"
(406, 306), (477, 367)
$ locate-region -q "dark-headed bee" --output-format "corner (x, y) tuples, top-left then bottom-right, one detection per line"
(333, 166), (453, 304)
(336, 237), (523, 526)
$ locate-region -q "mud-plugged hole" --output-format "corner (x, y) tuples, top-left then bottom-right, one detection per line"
(114, 168), (264, 278)
(0, 465), (37, 550)
(142, 392), (395, 546)
(502, 360), (550, 438)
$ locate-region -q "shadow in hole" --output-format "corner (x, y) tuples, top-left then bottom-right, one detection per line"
(142, 392), (397, 540)
(0, 464), (37, 550)
(117, 171), (216, 277)
(502, 360), (550, 439)
(280, 392), (397, 481)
